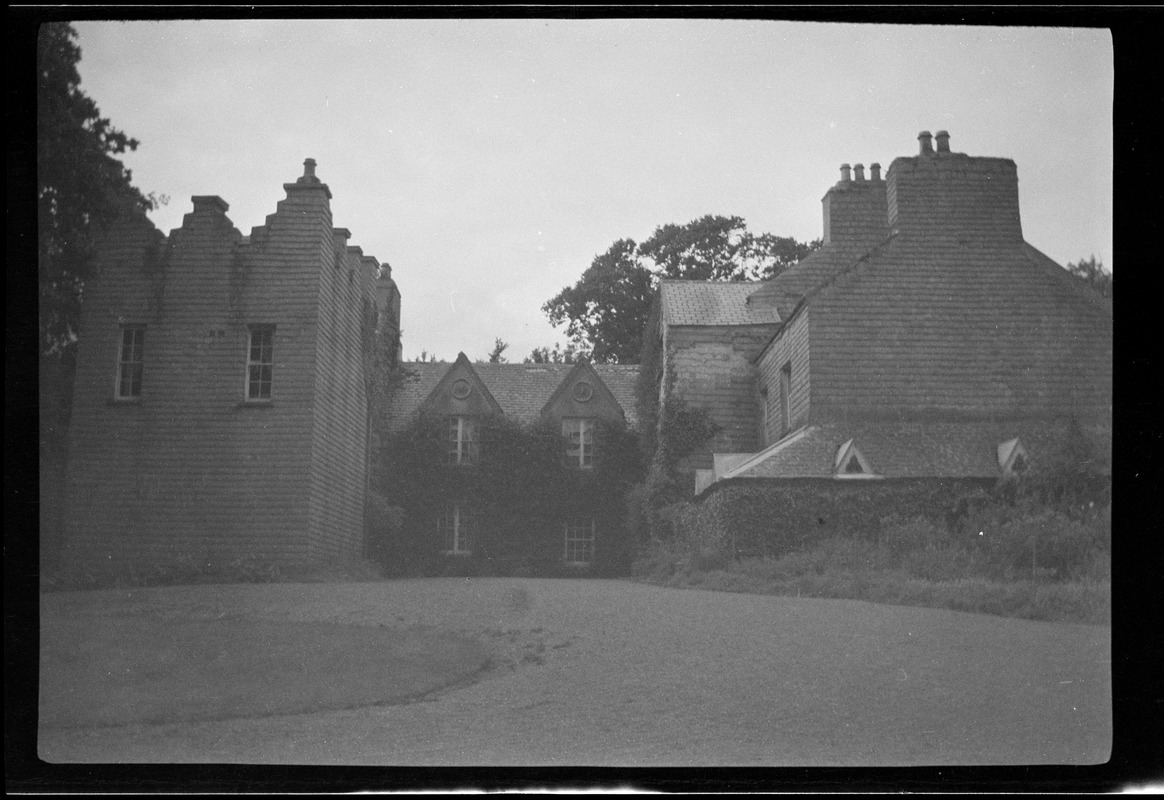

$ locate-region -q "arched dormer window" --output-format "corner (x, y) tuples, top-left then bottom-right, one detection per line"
(998, 438), (1030, 478)
(834, 439), (878, 479)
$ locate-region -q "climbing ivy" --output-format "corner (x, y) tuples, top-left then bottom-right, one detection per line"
(371, 412), (644, 577)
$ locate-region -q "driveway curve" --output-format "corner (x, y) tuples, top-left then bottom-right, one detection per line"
(39, 578), (1110, 766)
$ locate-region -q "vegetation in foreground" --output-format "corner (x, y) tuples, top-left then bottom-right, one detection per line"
(632, 507), (1111, 626)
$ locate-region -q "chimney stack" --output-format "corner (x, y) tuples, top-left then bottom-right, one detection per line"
(822, 160), (888, 246)
(870, 163), (881, 181)
(284, 157), (332, 200)
(918, 131), (934, 155)
(888, 131), (1021, 240)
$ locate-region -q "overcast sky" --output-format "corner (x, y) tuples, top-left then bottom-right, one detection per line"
(71, 19), (1113, 363)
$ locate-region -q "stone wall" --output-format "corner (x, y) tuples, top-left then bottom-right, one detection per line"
(675, 478), (995, 559)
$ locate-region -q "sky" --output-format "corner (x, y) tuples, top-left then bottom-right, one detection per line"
(70, 19), (1113, 363)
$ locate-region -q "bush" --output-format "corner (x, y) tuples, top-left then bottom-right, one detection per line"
(902, 546), (972, 582)
(977, 509), (1095, 580)
(631, 539), (682, 581)
(365, 492), (405, 566)
(879, 516), (949, 558)
(693, 546), (731, 572)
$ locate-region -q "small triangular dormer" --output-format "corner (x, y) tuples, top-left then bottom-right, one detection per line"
(834, 438), (878, 479)
(539, 359), (626, 424)
(998, 437), (1030, 478)
(420, 352), (504, 418)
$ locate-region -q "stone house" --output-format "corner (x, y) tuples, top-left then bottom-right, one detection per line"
(649, 132), (1112, 553)
(61, 159), (399, 573)
(379, 355), (640, 574)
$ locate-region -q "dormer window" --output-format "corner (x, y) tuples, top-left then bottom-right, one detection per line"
(834, 439), (877, 479)
(447, 416), (477, 466)
(998, 438), (1029, 477)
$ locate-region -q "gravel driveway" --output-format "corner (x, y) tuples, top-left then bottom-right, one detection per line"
(38, 578), (1111, 766)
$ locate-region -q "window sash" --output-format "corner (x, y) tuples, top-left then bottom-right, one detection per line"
(438, 505), (475, 554)
(246, 327), (274, 400)
(116, 326), (145, 399)
(778, 362), (792, 435)
(563, 418), (594, 468)
(447, 416), (477, 465)
(564, 518), (595, 565)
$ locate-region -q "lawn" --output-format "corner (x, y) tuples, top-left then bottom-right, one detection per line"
(40, 611), (491, 728)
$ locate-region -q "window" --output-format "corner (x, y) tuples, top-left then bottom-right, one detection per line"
(446, 416), (477, 465)
(563, 418), (595, 468)
(997, 438), (1030, 478)
(246, 326), (275, 401)
(115, 325), (145, 400)
(760, 387), (770, 443)
(564, 518), (595, 566)
(778, 361), (792, 436)
(437, 504), (477, 555)
(834, 439), (878, 479)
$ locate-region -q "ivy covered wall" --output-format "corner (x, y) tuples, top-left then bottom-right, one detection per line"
(677, 478), (997, 559)
(371, 412), (643, 576)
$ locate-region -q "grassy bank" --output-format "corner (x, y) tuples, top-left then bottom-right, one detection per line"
(633, 532), (1110, 625)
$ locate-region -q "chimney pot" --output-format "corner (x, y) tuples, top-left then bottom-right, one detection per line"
(935, 130), (950, 153)
(303, 158), (317, 179)
(918, 131), (934, 155)
(854, 163), (866, 182)
(840, 163), (852, 183)
(870, 163), (881, 181)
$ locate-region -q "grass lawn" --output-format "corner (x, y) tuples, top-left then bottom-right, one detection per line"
(40, 614), (491, 728)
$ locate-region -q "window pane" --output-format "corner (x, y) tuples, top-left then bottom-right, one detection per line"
(564, 518), (595, 565)
(247, 327), (274, 400)
(117, 326), (144, 399)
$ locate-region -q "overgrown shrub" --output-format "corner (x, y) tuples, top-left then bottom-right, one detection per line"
(631, 499), (1111, 624)
(979, 510), (1101, 581)
(364, 491), (405, 570)
(902, 546), (973, 582)
(879, 515), (949, 557)
(631, 538), (681, 581)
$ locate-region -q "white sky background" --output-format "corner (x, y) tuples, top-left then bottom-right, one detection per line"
(71, 20), (1113, 363)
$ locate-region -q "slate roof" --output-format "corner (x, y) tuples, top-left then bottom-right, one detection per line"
(743, 236), (884, 322)
(659, 280), (781, 326)
(386, 361), (641, 431)
(800, 237), (1112, 420)
(699, 419), (1105, 490)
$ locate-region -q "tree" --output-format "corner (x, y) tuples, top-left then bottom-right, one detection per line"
(487, 337), (510, 363)
(37, 22), (163, 569)
(1066, 255), (1112, 298)
(543, 217), (819, 362)
(38, 22), (161, 355)
(525, 342), (583, 364)
(543, 238), (656, 364)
